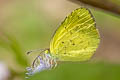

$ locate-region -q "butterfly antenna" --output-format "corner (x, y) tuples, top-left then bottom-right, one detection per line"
(26, 48), (49, 55)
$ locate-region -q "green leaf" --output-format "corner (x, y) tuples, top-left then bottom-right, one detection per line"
(28, 62), (120, 80)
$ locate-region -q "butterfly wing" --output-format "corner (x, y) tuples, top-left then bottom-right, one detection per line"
(50, 8), (100, 61)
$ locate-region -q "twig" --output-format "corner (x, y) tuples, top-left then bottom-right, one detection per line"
(69, 0), (120, 15)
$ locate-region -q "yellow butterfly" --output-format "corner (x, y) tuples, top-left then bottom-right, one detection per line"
(26, 7), (100, 76)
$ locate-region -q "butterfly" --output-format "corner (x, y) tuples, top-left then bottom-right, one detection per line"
(26, 7), (100, 77)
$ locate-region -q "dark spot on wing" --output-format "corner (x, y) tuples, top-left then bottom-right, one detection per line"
(72, 43), (75, 45)
(62, 42), (64, 44)
(64, 53), (66, 54)
(69, 40), (75, 46)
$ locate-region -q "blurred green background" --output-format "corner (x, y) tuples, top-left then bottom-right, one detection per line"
(0, 0), (120, 80)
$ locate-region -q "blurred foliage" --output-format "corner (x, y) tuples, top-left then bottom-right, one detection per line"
(0, 32), (28, 67)
(28, 62), (120, 80)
